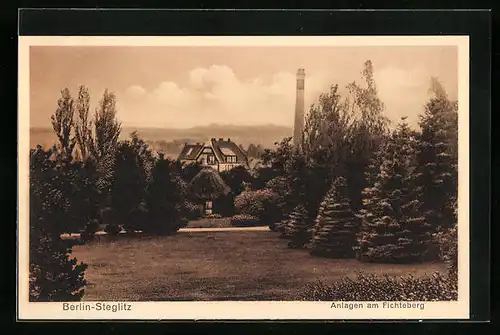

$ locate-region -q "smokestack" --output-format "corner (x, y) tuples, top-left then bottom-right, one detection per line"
(293, 68), (305, 147)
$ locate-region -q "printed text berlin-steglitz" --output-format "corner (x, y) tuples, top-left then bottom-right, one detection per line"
(62, 302), (132, 312)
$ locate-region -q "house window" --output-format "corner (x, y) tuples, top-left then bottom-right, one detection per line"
(227, 155), (236, 163)
(208, 155), (215, 164)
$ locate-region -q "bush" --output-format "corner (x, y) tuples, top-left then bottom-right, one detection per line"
(179, 201), (203, 220)
(234, 188), (284, 226)
(29, 147), (88, 301)
(301, 272), (457, 301)
(230, 214), (261, 227)
(29, 237), (88, 302)
(434, 227), (458, 279)
(177, 218), (189, 228)
(104, 223), (122, 236)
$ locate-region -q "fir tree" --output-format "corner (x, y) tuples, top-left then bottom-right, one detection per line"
(311, 176), (359, 258)
(417, 78), (458, 231)
(418, 81), (458, 234)
(355, 118), (433, 263)
(286, 204), (311, 248)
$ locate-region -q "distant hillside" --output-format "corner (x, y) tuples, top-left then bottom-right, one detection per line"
(29, 124), (293, 153)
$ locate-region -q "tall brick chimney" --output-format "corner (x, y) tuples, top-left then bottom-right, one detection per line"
(293, 68), (305, 147)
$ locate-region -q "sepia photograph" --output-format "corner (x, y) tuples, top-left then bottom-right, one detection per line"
(18, 36), (470, 320)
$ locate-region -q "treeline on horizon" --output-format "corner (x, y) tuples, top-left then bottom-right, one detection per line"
(29, 60), (459, 303)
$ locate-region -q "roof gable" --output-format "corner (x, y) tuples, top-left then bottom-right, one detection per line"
(178, 144), (203, 160)
(212, 139), (248, 164)
(178, 138), (248, 166)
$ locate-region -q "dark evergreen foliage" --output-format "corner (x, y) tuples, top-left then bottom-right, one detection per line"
(286, 204), (312, 248)
(311, 176), (359, 258)
(29, 147), (88, 301)
(108, 140), (148, 233)
(355, 118), (433, 263)
(217, 165), (253, 216)
(189, 168), (231, 202)
(144, 155), (185, 235)
(416, 79), (458, 231)
(179, 161), (203, 183)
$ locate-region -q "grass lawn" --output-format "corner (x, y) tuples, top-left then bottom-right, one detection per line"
(185, 217), (267, 228)
(72, 231), (446, 301)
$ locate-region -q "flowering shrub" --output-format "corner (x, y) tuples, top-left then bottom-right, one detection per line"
(234, 188), (284, 227)
(301, 272), (457, 301)
(230, 214), (261, 227)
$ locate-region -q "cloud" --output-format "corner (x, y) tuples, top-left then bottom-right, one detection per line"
(126, 85), (146, 97)
(119, 64), (440, 129)
(375, 66), (432, 127)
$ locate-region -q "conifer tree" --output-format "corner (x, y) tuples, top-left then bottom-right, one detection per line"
(286, 204), (311, 248)
(144, 154), (186, 235)
(417, 78), (458, 231)
(108, 140), (148, 234)
(311, 176), (359, 258)
(29, 147), (87, 301)
(355, 118), (433, 263)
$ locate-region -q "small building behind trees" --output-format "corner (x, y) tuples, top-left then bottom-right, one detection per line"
(178, 138), (249, 172)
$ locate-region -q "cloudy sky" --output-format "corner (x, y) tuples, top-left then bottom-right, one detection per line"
(30, 45), (457, 129)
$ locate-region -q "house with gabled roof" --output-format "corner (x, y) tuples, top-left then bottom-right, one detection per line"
(177, 138), (248, 172)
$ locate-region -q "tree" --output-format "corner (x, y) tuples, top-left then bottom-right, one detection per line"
(90, 90), (122, 204)
(180, 161), (203, 183)
(246, 143), (265, 158)
(29, 146), (87, 301)
(310, 176), (359, 258)
(217, 165), (253, 216)
(144, 154), (185, 235)
(189, 168), (231, 213)
(90, 89), (121, 161)
(108, 140), (148, 234)
(355, 118), (433, 263)
(416, 78), (458, 231)
(285, 204), (311, 248)
(344, 60), (390, 211)
(74, 85), (93, 162)
(265, 175), (294, 225)
(51, 88), (77, 164)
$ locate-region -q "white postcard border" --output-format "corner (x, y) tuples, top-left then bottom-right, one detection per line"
(18, 35), (470, 320)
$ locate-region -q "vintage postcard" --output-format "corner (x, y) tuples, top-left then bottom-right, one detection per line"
(18, 35), (469, 320)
